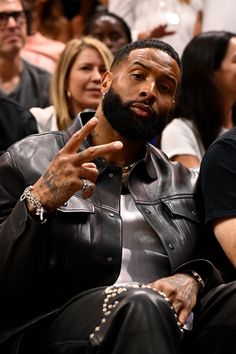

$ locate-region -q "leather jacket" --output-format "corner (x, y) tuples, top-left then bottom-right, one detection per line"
(0, 111), (221, 326)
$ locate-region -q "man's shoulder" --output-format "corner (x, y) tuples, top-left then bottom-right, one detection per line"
(0, 93), (33, 119)
(22, 59), (51, 78)
(202, 127), (236, 163)
(148, 143), (199, 186)
(8, 130), (63, 161)
(212, 127), (236, 146)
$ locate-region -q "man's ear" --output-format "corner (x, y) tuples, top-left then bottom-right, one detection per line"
(101, 71), (113, 94)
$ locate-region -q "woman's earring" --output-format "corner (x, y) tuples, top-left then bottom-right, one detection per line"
(67, 90), (71, 98)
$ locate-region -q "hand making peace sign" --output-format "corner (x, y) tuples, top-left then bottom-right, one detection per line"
(27, 117), (123, 213)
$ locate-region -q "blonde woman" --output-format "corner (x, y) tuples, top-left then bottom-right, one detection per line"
(109, 0), (203, 56)
(30, 37), (113, 132)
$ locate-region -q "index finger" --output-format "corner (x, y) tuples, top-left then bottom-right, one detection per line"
(63, 117), (99, 154)
(77, 141), (123, 165)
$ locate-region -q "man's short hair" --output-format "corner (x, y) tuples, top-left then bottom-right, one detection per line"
(111, 38), (181, 70)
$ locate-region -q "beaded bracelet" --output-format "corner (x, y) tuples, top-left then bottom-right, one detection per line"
(20, 186), (47, 223)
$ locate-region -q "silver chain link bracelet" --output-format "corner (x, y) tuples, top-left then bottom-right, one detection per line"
(20, 185), (47, 223)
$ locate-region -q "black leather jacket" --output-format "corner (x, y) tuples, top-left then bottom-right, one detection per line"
(0, 112), (221, 326)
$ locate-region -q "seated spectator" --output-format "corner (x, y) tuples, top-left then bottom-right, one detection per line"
(83, 11), (132, 55)
(21, 31), (65, 73)
(30, 37), (113, 132)
(27, 0), (70, 43)
(61, 0), (98, 39)
(199, 127), (236, 285)
(0, 38), (228, 354)
(0, 0), (51, 109)
(0, 92), (38, 153)
(21, 0), (65, 73)
(161, 31), (236, 168)
(108, 0), (203, 57)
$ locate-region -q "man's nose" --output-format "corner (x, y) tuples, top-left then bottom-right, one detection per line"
(6, 16), (17, 27)
(140, 81), (157, 98)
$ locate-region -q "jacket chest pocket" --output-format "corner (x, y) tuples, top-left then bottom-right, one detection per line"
(140, 196), (202, 270)
(162, 197), (200, 224)
(161, 197), (201, 251)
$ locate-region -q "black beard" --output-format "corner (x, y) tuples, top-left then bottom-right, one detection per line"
(102, 87), (168, 141)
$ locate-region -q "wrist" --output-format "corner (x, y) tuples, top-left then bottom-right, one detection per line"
(183, 270), (205, 291)
(20, 185), (49, 223)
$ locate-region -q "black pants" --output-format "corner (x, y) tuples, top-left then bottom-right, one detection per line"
(4, 282), (236, 354)
(186, 282), (236, 354)
(45, 285), (183, 354)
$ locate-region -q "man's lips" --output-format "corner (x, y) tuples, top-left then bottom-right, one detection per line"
(3, 34), (22, 42)
(130, 103), (154, 118)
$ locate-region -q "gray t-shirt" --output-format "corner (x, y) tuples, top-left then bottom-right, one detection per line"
(7, 59), (51, 110)
(114, 194), (169, 285)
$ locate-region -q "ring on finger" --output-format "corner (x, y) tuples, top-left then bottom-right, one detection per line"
(82, 179), (94, 192)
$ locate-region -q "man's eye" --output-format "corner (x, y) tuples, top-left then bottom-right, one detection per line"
(159, 84), (172, 93)
(132, 73), (143, 80)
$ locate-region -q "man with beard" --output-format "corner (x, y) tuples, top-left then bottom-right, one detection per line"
(0, 39), (224, 354)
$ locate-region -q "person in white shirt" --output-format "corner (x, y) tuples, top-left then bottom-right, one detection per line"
(202, 0), (236, 33)
(108, 0), (203, 56)
(161, 30), (236, 168)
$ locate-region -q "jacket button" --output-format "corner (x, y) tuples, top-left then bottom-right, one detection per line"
(108, 173), (114, 179)
(63, 202), (67, 207)
(108, 212), (115, 217)
(107, 257), (113, 262)
(191, 210), (197, 216)
(168, 243), (175, 250)
(144, 208), (151, 214)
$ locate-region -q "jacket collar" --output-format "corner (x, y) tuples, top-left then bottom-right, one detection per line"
(63, 110), (94, 146)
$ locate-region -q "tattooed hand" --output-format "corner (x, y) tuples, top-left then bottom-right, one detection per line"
(148, 273), (199, 327)
(27, 117), (123, 212)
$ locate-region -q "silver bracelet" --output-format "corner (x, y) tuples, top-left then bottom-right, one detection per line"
(20, 186), (47, 223)
(188, 270), (205, 290)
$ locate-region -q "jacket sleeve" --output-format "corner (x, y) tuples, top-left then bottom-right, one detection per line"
(172, 259), (224, 297)
(0, 150), (52, 297)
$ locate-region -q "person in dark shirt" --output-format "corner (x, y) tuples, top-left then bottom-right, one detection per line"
(0, 92), (38, 153)
(0, 0), (51, 109)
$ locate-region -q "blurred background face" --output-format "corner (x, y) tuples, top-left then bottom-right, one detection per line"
(214, 36), (236, 102)
(87, 15), (129, 55)
(0, 0), (27, 57)
(67, 46), (107, 115)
